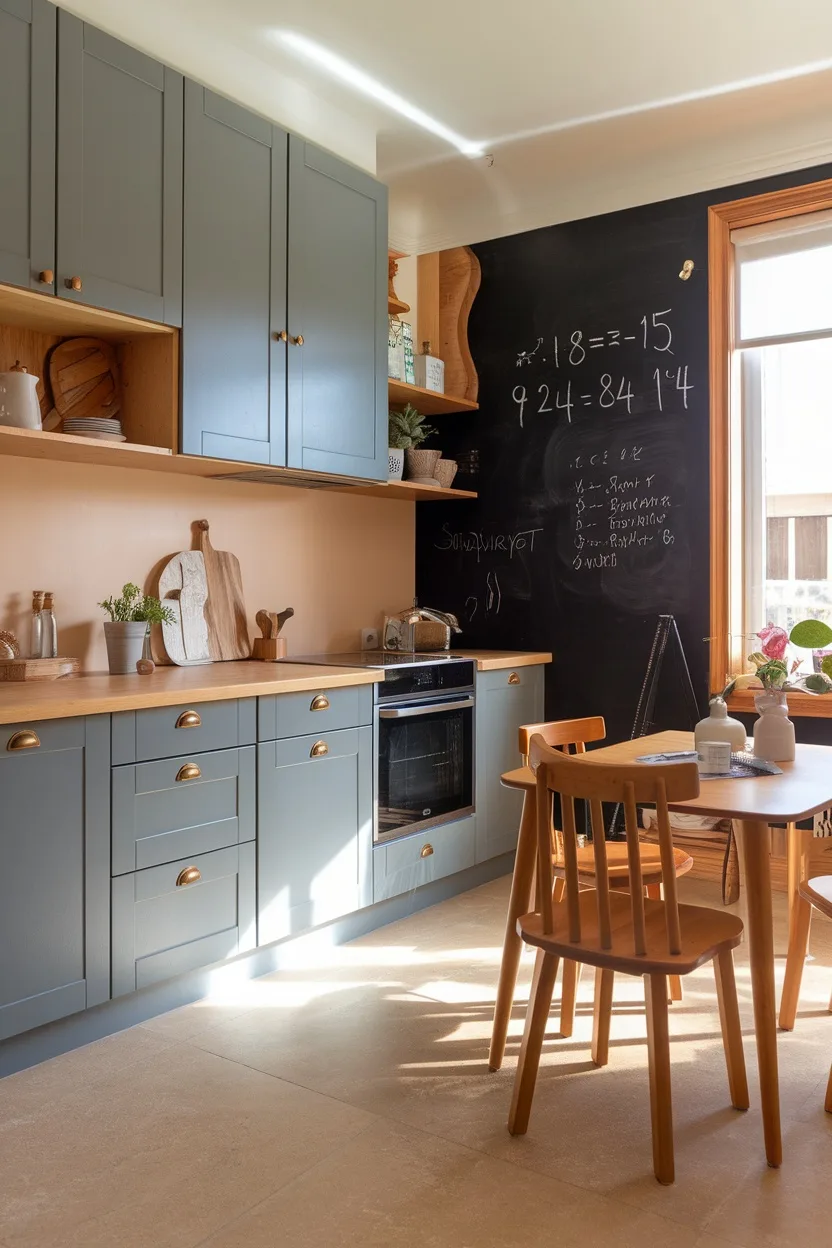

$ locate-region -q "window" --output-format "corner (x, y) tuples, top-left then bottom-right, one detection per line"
(709, 182), (832, 714)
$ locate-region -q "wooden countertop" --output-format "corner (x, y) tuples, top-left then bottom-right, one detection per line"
(454, 651), (552, 671)
(0, 662), (381, 725)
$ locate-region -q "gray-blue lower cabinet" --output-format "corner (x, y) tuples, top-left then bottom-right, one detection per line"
(0, 715), (110, 1041)
(373, 816), (477, 903)
(475, 665), (545, 863)
(111, 843), (256, 998)
(111, 745), (256, 875)
(257, 726), (372, 945)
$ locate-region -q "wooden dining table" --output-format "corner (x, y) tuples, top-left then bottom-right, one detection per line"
(490, 729), (832, 1168)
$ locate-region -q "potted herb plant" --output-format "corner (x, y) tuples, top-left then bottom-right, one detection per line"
(99, 583), (175, 674)
(388, 404), (439, 481)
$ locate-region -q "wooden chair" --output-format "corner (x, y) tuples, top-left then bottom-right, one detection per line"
(507, 739), (748, 1184)
(520, 718), (694, 1036)
(781, 870), (832, 1111)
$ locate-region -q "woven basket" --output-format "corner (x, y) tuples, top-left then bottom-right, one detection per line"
(405, 448), (441, 479)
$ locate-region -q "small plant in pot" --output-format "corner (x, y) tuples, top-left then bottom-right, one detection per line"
(99, 583), (175, 675)
(388, 404), (439, 481)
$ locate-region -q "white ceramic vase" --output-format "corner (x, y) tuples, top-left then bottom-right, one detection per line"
(752, 690), (795, 762)
(104, 621), (149, 675)
(387, 447), (404, 480)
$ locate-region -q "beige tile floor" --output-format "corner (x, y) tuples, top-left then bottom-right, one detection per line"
(1, 875), (831, 1248)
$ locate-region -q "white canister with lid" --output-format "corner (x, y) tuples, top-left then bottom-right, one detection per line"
(694, 696), (747, 753)
(0, 361), (41, 430)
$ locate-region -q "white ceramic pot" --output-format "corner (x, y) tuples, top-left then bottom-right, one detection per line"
(388, 447), (405, 480)
(0, 362), (41, 430)
(103, 621), (149, 675)
(752, 690), (796, 762)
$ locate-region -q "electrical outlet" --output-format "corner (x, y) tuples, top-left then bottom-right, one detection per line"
(361, 628), (380, 651)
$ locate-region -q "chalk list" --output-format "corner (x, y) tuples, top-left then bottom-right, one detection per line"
(508, 306), (692, 612)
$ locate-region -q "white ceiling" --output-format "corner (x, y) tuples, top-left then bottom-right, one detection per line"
(64, 0), (832, 251)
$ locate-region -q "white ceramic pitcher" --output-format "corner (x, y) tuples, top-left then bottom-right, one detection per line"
(0, 361), (42, 430)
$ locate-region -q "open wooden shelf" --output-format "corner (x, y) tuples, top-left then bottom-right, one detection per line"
(349, 479), (477, 502)
(388, 379), (478, 416)
(727, 688), (832, 720)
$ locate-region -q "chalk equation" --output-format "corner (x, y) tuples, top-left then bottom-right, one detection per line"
(514, 309), (675, 369)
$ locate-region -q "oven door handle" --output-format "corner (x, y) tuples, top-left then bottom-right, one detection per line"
(378, 696), (475, 719)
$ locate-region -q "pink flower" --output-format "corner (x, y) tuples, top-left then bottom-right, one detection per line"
(758, 623), (789, 661)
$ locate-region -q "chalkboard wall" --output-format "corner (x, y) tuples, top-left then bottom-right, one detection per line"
(416, 164), (832, 746)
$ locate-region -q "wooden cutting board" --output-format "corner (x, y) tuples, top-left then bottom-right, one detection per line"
(157, 551), (212, 666)
(48, 337), (121, 421)
(195, 520), (250, 660)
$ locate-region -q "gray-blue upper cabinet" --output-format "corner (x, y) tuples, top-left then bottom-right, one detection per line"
(56, 12), (183, 323)
(181, 83), (287, 464)
(0, 0), (56, 292)
(0, 716), (110, 1042)
(287, 138), (388, 481)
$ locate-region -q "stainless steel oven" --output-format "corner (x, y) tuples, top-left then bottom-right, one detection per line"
(375, 659), (475, 844)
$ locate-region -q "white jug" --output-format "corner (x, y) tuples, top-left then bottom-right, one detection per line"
(0, 361), (42, 430)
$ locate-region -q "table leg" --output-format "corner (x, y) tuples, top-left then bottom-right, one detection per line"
(737, 819), (782, 1168)
(489, 789), (537, 1071)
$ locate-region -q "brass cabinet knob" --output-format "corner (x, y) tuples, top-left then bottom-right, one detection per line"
(38, 269), (54, 284)
(7, 729), (40, 751)
(65, 276), (83, 291)
(310, 740), (329, 758)
(175, 710), (202, 729)
(291, 333), (304, 345)
(310, 694), (330, 712)
(176, 865), (202, 887)
(273, 330), (288, 342)
(420, 843), (434, 859)
(508, 672), (521, 685)
(176, 762), (202, 782)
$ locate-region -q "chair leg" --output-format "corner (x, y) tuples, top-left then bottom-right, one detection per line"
(825, 1063), (832, 1114)
(714, 950), (750, 1110)
(591, 968), (614, 1066)
(508, 949), (560, 1136)
(779, 890), (812, 1031)
(645, 973), (674, 1185)
(646, 882), (683, 1003)
(559, 960), (581, 1037)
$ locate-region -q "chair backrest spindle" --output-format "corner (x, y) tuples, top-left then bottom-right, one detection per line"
(655, 777), (682, 954)
(623, 779), (647, 955)
(589, 797), (612, 948)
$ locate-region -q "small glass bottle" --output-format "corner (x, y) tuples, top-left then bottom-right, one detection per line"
(30, 591), (44, 659)
(40, 592), (58, 658)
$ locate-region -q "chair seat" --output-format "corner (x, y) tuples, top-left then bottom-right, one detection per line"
(556, 842), (693, 886)
(517, 890), (744, 976)
(800, 875), (832, 919)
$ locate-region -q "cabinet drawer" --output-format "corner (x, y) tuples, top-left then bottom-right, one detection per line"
(258, 684), (372, 741)
(111, 843), (256, 997)
(373, 816), (477, 903)
(112, 698), (256, 764)
(112, 746), (255, 875)
(2, 716), (85, 754)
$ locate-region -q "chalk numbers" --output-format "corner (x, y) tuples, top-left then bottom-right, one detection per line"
(569, 331), (586, 366)
(653, 365), (693, 412)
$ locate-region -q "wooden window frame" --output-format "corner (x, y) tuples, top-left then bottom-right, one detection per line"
(709, 177), (832, 719)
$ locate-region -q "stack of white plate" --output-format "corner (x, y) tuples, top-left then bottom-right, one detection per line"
(62, 417), (126, 442)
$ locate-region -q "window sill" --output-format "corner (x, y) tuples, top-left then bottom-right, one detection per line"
(726, 689), (832, 719)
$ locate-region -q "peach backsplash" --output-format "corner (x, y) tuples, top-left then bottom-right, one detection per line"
(0, 457), (415, 670)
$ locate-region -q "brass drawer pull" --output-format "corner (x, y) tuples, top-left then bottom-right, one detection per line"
(176, 865), (202, 887)
(420, 843), (434, 859)
(65, 275), (82, 291)
(176, 763), (202, 782)
(291, 333), (304, 346)
(310, 694), (330, 712)
(508, 672), (521, 685)
(7, 729), (40, 751)
(310, 740), (329, 758)
(175, 710), (202, 729)
(273, 329), (288, 342)
(38, 269), (54, 284)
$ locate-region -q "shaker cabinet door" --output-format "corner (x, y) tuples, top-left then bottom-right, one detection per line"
(56, 12), (183, 323)
(0, 0), (55, 292)
(0, 716), (110, 1041)
(181, 82), (288, 465)
(286, 138), (388, 481)
(475, 666), (545, 863)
